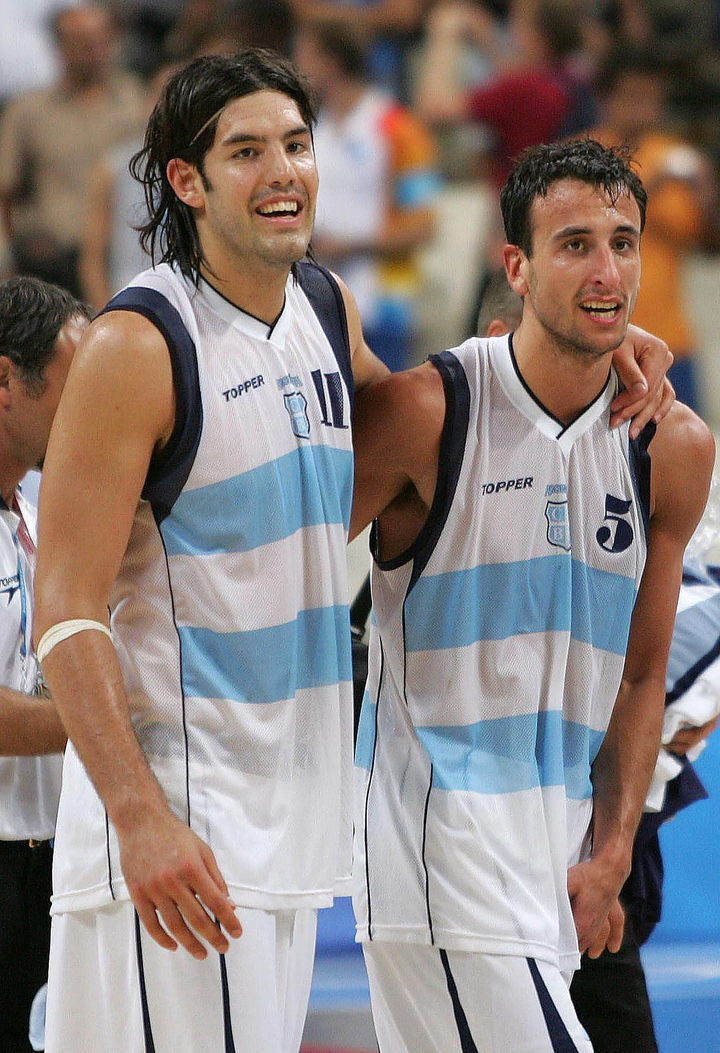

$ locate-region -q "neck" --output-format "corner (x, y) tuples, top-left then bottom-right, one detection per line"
(199, 260), (289, 325)
(511, 322), (613, 425)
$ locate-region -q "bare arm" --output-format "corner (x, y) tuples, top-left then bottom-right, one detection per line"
(0, 685), (66, 754)
(34, 312), (241, 958)
(79, 160), (114, 310)
(290, 0), (424, 33)
(568, 403), (715, 956)
(350, 360), (445, 546)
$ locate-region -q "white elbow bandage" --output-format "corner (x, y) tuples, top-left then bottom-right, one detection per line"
(36, 619), (113, 664)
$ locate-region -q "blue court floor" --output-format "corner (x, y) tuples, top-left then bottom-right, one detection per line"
(302, 899), (720, 1052)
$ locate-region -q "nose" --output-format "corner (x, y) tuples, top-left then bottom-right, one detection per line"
(265, 142), (295, 185)
(591, 244), (621, 287)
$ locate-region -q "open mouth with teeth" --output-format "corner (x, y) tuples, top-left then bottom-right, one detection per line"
(257, 201), (300, 217)
(580, 301), (621, 319)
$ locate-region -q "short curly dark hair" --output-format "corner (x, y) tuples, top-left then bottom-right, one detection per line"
(500, 138), (647, 256)
(0, 277), (90, 395)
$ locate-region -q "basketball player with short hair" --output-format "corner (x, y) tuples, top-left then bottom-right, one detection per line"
(34, 49), (675, 1051)
(350, 139), (714, 1052)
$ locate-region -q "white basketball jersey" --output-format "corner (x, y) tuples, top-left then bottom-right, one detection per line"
(0, 490), (62, 840)
(52, 262), (355, 913)
(354, 335), (651, 972)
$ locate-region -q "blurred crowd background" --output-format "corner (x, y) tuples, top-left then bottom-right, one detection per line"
(1, 0), (720, 419)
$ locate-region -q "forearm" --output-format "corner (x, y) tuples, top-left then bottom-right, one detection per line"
(0, 685), (66, 754)
(40, 630), (172, 834)
(414, 18), (467, 123)
(590, 673), (666, 881)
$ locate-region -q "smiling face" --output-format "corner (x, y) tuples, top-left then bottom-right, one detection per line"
(168, 90), (318, 283)
(507, 178), (642, 360)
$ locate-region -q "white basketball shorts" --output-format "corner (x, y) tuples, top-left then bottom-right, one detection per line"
(45, 900), (317, 1053)
(363, 941), (593, 1053)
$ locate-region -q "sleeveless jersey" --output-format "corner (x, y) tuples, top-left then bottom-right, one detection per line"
(354, 335), (651, 972)
(52, 261), (355, 913)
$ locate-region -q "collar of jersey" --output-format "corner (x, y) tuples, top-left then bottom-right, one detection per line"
(490, 333), (618, 452)
(196, 275), (292, 349)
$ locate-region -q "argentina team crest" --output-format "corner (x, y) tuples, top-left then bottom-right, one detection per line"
(545, 484), (570, 550)
(283, 389), (311, 439)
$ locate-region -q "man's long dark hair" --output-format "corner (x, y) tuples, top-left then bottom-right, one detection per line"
(130, 49), (316, 283)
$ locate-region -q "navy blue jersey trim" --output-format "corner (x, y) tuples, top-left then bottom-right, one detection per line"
(102, 287), (202, 523)
(508, 333), (612, 436)
(370, 349), (471, 584)
(666, 569), (720, 703)
(439, 950), (480, 1053)
(219, 952), (238, 1052)
(134, 912), (157, 1052)
(628, 420), (655, 545)
(105, 810), (116, 900)
(295, 261), (354, 413)
(421, 766), (435, 944)
(154, 519), (192, 826)
(527, 957), (581, 1052)
(364, 641), (384, 941)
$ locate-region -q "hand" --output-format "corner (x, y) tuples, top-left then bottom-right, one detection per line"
(609, 325), (674, 438)
(667, 716), (720, 756)
(567, 859), (625, 956)
(119, 809), (243, 959)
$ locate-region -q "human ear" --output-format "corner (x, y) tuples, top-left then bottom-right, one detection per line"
(166, 158), (204, 209)
(503, 244), (529, 297)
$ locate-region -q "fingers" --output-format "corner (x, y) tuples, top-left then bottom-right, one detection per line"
(605, 900), (625, 954)
(609, 376), (675, 437)
(128, 839), (242, 958)
(585, 917), (610, 959)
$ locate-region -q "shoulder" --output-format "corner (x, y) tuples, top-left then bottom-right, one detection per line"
(356, 360), (446, 443)
(650, 401), (715, 533)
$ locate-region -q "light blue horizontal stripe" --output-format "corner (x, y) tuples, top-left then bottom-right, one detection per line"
(355, 703), (604, 800)
(404, 556), (636, 656)
(666, 585), (720, 688)
(355, 693), (376, 770)
(161, 445), (353, 556)
(419, 713), (604, 799)
(179, 604), (352, 705)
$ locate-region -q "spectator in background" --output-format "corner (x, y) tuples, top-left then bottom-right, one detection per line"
(295, 18), (440, 371)
(79, 64), (180, 310)
(0, 4), (144, 298)
(585, 48), (719, 415)
(290, 0), (427, 100)
(415, 0), (583, 189)
(0, 0), (81, 110)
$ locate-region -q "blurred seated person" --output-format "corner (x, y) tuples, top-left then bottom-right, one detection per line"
(295, 18), (440, 371)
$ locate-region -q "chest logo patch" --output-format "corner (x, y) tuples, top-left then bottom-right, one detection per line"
(545, 499), (571, 551)
(283, 390), (311, 439)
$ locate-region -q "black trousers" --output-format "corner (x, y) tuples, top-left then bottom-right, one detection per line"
(0, 840), (53, 1053)
(570, 911), (658, 1053)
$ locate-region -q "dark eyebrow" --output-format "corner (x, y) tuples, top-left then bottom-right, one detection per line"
(554, 223), (640, 240)
(220, 125), (312, 148)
